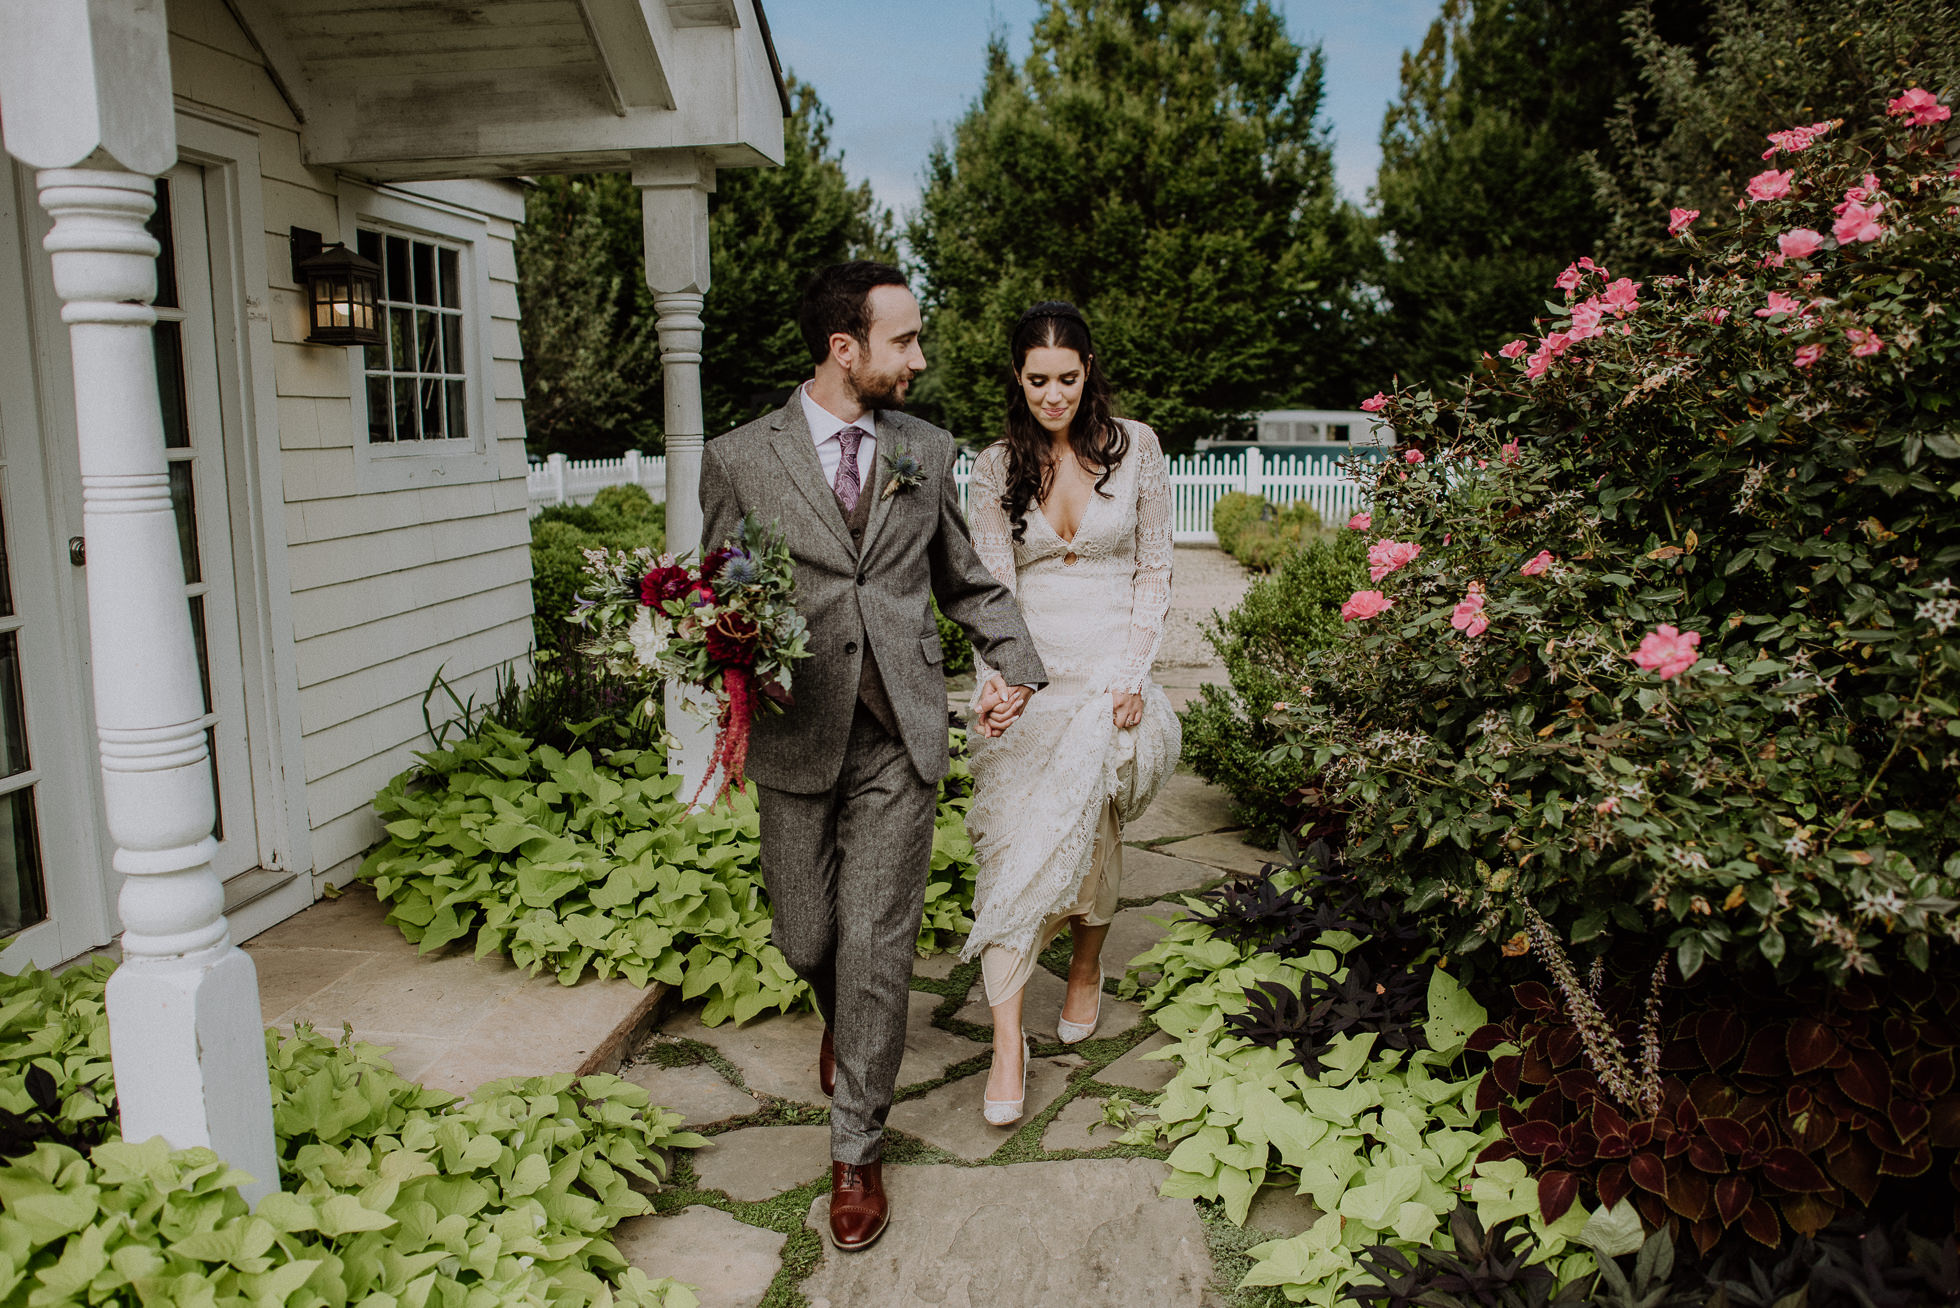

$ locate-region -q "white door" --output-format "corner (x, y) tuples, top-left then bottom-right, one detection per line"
(149, 167), (259, 884)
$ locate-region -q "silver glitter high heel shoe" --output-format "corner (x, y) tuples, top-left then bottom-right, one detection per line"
(983, 1032), (1030, 1125)
(1056, 965), (1103, 1045)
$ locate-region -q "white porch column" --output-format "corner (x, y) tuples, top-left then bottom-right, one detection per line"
(633, 151), (717, 795)
(0, 1), (279, 1203)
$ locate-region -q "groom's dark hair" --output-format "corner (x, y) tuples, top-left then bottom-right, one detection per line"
(798, 261), (910, 363)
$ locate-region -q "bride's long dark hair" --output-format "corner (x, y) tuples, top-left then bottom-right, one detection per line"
(999, 301), (1127, 543)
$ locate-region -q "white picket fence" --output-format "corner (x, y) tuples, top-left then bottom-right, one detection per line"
(529, 445), (1377, 542)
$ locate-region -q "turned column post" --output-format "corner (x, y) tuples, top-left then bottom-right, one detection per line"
(1, 3), (279, 1203)
(633, 151), (717, 796)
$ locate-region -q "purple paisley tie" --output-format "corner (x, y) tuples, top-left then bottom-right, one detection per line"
(835, 425), (867, 513)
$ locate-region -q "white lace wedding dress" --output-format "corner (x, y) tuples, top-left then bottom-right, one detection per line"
(960, 419), (1182, 999)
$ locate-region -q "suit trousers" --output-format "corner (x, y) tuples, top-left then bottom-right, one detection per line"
(756, 705), (935, 1164)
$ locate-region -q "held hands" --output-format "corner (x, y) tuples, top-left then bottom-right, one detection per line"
(975, 676), (1035, 738)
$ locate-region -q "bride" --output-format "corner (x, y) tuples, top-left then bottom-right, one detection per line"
(961, 301), (1181, 1124)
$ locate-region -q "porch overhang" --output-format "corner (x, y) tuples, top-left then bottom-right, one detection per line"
(218, 0), (788, 181)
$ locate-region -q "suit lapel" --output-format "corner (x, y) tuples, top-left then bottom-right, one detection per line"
(767, 398), (855, 555)
(856, 411), (904, 564)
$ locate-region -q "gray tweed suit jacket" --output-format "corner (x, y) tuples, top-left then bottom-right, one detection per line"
(698, 398), (1046, 794)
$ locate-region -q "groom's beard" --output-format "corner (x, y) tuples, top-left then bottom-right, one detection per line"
(847, 360), (913, 411)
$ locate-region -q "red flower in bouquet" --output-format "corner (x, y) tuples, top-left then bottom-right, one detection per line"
(642, 565), (691, 605)
(704, 610), (760, 667)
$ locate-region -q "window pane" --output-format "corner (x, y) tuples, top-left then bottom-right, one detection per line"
(363, 329), (387, 371)
(0, 789), (48, 937)
(438, 247), (459, 308)
(366, 376), (394, 443)
(393, 377), (419, 440)
(168, 461), (202, 585)
(442, 315), (464, 376)
(188, 595), (212, 716)
(148, 179), (179, 310)
(153, 323), (191, 450)
(417, 310), (440, 373)
(413, 241), (436, 306)
(357, 228), (381, 267)
(420, 377), (443, 440)
(445, 380), (467, 442)
(389, 307), (413, 371)
(0, 634), (27, 777)
(386, 236), (410, 303)
(0, 491), (13, 619)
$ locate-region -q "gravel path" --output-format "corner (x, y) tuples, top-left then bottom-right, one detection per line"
(1156, 545), (1251, 670)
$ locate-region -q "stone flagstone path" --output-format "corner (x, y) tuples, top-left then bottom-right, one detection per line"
(611, 770), (1304, 1308)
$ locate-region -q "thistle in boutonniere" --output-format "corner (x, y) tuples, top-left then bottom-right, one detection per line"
(881, 443), (926, 500)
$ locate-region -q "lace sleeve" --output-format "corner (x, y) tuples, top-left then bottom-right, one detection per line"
(966, 444), (1017, 595)
(1115, 424), (1173, 693)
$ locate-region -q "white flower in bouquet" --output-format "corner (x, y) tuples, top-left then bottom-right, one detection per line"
(627, 607), (669, 667)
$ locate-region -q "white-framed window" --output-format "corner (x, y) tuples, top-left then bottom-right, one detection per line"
(338, 184), (499, 492)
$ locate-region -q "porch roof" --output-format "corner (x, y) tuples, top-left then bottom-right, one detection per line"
(221, 0), (789, 180)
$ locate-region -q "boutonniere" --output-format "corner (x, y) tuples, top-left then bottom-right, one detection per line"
(881, 443), (926, 501)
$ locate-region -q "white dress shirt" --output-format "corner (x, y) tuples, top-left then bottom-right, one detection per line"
(800, 383), (878, 493)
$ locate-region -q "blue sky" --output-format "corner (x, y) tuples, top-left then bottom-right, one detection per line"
(762, 0), (1443, 222)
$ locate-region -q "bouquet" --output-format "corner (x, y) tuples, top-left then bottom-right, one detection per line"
(570, 514), (809, 803)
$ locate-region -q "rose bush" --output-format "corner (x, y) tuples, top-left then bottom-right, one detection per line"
(1271, 99), (1960, 982)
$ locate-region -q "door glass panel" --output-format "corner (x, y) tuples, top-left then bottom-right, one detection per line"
(168, 463), (201, 584)
(187, 596), (213, 717)
(147, 180), (179, 310)
(154, 324), (190, 449)
(0, 635), (27, 778)
(0, 790), (47, 937)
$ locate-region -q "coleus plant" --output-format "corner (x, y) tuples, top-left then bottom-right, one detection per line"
(1472, 967), (1960, 1252)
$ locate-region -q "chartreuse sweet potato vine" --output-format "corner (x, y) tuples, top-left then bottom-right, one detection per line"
(1117, 870), (1642, 1306)
(0, 959), (703, 1306)
(359, 723), (980, 1025)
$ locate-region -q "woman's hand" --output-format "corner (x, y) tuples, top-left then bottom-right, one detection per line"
(1111, 691), (1143, 730)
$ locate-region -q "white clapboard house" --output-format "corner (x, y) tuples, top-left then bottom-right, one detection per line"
(0, 0), (782, 1196)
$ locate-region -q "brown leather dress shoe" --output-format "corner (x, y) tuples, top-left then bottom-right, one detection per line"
(828, 1160), (888, 1250)
(819, 1026), (836, 1098)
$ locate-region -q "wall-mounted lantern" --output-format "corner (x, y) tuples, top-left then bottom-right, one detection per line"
(289, 228), (382, 347)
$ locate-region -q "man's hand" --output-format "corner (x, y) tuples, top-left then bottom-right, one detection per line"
(974, 676), (1034, 738)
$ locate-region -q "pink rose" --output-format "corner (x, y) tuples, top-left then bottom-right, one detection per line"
(1554, 263), (1584, 293)
(1601, 278), (1641, 315)
(1834, 200), (1884, 245)
(1449, 586), (1488, 637)
(1667, 207), (1700, 236)
(1745, 169), (1794, 202)
(1755, 291), (1802, 319)
(1568, 298), (1604, 341)
(1341, 590), (1394, 623)
(1762, 121), (1835, 157)
(1777, 228), (1826, 260)
(1361, 392), (1388, 412)
(1631, 624), (1701, 680)
(1545, 330), (1573, 357)
(1888, 88), (1951, 126)
(1499, 338), (1529, 359)
(1519, 550), (1554, 576)
(1403, 448), (1425, 465)
(1366, 538), (1422, 582)
(1347, 512), (1372, 532)
(1524, 340), (1555, 379)
(1499, 440), (1521, 464)
(1701, 306), (1731, 325)
(1845, 327), (1884, 358)
(1794, 343), (1826, 368)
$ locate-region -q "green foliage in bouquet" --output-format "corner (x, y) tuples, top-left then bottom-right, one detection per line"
(1182, 532), (1364, 841)
(1273, 102), (1960, 980)
(360, 725), (980, 1023)
(0, 962), (703, 1306)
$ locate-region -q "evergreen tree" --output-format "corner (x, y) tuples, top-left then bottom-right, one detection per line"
(909, 0), (1367, 450)
(514, 78), (892, 456)
(1370, 0), (1700, 390)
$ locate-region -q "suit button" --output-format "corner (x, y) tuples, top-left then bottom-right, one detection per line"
(856, 574), (867, 586)
(845, 641), (858, 655)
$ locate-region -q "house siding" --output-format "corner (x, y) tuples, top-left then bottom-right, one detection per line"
(169, 0), (535, 893)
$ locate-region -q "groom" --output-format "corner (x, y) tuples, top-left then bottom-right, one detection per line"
(698, 261), (1045, 1250)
